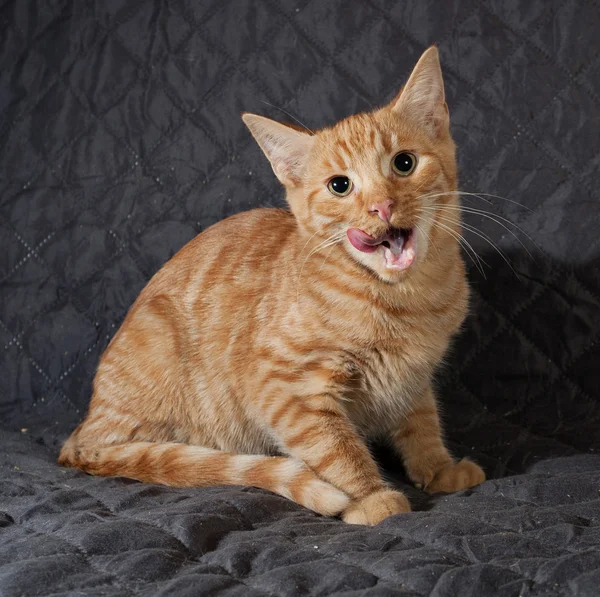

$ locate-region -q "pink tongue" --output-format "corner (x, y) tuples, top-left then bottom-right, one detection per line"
(347, 227), (415, 271)
(347, 228), (381, 253)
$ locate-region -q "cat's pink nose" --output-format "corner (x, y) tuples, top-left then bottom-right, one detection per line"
(369, 199), (394, 223)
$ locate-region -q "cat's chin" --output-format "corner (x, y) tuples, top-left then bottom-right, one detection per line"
(346, 226), (417, 279)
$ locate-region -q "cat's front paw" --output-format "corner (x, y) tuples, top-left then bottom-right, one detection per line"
(342, 489), (411, 525)
(423, 458), (485, 494)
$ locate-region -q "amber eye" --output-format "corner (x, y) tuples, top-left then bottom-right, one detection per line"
(327, 176), (353, 197)
(392, 152), (417, 176)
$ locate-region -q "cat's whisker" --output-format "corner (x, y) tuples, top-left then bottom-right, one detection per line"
(448, 207), (536, 260)
(463, 191), (533, 212)
(411, 178), (431, 198)
(414, 218), (441, 262)
(424, 221), (489, 278)
(421, 210), (486, 275)
(429, 211), (517, 277)
(302, 234), (342, 267)
(421, 203), (537, 262)
(297, 230), (321, 263)
(428, 218), (488, 278)
(318, 243), (338, 273)
(296, 231), (346, 299)
(259, 100), (315, 134)
(306, 233), (346, 259)
(417, 190), (533, 213)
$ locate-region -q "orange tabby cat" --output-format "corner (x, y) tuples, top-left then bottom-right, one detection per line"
(59, 47), (485, 525)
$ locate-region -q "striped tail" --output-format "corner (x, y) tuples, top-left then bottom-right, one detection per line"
(58, 439), (349, 517)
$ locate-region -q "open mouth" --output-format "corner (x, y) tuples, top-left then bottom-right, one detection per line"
(347, 226), (416, 271)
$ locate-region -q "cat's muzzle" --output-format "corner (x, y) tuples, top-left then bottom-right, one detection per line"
(346, 227), (416, 271)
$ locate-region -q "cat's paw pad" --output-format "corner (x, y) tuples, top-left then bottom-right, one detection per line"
(425, 458), (485, 494)
(342, 489), (411, 525)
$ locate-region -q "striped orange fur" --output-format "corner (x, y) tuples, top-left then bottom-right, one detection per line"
(59, 47), (485, 525)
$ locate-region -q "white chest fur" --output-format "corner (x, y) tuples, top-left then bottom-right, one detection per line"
(344, 326), (451, 438)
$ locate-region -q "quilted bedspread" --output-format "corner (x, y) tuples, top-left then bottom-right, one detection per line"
(1, 0), (600, 595)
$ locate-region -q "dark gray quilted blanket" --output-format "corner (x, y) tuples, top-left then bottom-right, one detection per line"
(3, 429), (600, 597)
(1, 0), (600, 595)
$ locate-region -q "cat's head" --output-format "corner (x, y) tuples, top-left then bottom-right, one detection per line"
(243, 47), (458, 283)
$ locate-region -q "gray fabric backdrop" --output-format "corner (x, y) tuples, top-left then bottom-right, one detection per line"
(1, 1), (599, 595)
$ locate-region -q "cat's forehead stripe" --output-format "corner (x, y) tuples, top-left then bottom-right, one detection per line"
(369, 128), (376, 147)
(338, 139), (351, 155)
(318, 114), (415, 174)
(331, 151), (347, 172)
(335, 116), (396, 156)
(336, 139), (353, 168)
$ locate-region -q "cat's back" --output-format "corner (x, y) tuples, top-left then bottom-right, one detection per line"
(102, 206), (299, 379)
(181, 206), (296, 265)
(88, 207), (299, 440)
(136, 208), (297, 306)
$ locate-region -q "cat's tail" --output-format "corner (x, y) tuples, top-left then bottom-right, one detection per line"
(58, 439), (349, 517)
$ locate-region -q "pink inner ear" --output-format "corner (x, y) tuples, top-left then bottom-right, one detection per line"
(274, 154), (304, 185)
(390, 48), (446, 133)
(397, 76), (444, 113)
(243, 113), (314, 186)
(266, 133), (313, 185)
(394, 84), (448, 137)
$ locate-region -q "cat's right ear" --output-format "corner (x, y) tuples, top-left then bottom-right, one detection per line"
(242, 113), (314, 186)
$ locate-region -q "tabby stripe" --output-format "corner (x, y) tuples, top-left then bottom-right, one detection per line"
(288, 469), (318, 503)
(306, 189), (320, 204)
(285, 424), (321, 449)
(321, 274), (373, 303)
(332, 151), (347, 171)
(369, 128), (376, 147)
(381, 131), (392, 154)
(268, 395), (298, 427)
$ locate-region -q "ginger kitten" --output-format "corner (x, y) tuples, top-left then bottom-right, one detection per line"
(59, 47), (485, 525)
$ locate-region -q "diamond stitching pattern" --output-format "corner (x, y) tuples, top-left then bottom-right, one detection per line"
(4, 432), (600, 596)
(0, 0), (597, 455)
(1, 1), (600, 594)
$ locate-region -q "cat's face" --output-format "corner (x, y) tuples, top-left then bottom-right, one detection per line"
(244, 47), (458, 283)
(298, 108), (456, 282)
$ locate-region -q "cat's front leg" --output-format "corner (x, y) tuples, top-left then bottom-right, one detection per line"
(391, 385), (485, 493)
(272, 392), (410, 524)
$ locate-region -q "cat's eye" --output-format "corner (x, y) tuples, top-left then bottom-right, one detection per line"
(327, 176), (353, 197)
(392, 152), (417, 176)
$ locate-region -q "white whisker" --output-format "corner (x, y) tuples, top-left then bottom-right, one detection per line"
(259, 100), (315, 135)
(306, 232), (345, 259)
(425, 216), (487, 278)
(414, 219), (440, 261)
(318, 244), (338, 273)
(421, 203), (537, 262)
(417, 190), (533, 213)
(428, 211), (517, 277)
(298, 230), (321, 262)
(295, 230), (346, 302)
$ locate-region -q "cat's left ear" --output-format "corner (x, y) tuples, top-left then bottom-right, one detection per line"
(242, 113), (314, 186)
(390, 46), (449, 137)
